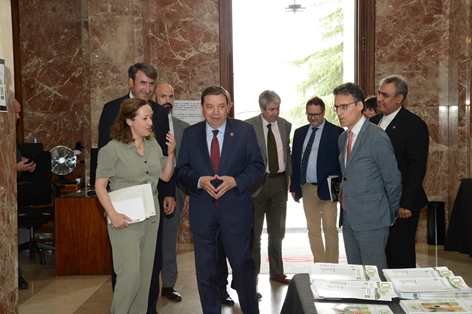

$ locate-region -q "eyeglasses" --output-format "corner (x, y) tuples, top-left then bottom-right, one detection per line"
(331, 101), (357, 112)
(306, 112), (323, 118)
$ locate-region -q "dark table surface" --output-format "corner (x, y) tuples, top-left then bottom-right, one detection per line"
(280, 273), (404, 314)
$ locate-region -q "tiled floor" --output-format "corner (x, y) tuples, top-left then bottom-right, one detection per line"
(18, 229), (472, 314)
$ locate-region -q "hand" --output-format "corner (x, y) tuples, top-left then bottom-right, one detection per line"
(166, 132), (176, 156)
(398, 207), (412, 219)
(108, 211), (132, 229)
(287, 175), (291, 193)
(214, 175), (237, 199)
(291, 192), (299, 203)
(183, 195), (189, 214)
(17, 159), (36, 172)
(200, 175), (219, 199)
(163, 196), (176, 215)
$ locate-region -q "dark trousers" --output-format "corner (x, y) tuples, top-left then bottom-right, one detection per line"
(386, 209), (421, 268)
(194, 206), (259, 314)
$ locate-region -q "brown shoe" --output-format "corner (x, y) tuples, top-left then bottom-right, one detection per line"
(269, 274), (291, 284)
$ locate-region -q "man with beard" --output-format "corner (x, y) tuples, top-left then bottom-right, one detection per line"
(151, 82), (189, 302)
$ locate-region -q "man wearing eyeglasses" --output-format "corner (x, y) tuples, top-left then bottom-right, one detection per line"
(370, 75), (429, 269)
(290, 96), (343, 264)
(333, 82), (402, 272)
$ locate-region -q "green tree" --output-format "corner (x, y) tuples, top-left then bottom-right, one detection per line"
(285, 0), (344, 129)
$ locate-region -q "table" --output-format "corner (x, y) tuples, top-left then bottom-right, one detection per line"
(280, 273), (403, 314)
(55, 189), (112, 275)
(444, 178), (472, 257)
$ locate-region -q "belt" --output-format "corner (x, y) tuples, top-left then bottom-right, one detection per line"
(303, 182), (317, 185)
(265, 171), (286, 178)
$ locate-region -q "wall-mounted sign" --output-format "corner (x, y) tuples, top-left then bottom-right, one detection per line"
(173, 100), (204, 125)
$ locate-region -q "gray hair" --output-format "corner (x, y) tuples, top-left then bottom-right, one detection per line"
(379, 75), (408, 103)
(258, 90), (281, 109)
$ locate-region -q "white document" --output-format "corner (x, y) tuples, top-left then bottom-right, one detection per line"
(311, 279), (397, 301)
(383, 267), (454, 282)
(107, 183), (155, 224)
(400, 298), (472, 313)
(315, 302), (394, 314)
(310, 263), (382, 282)
(390, 276), (472, 299)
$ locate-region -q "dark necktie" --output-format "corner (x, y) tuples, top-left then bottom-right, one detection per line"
(210, 130), (220, 173)
(300, 127), (318, 184)
(267, 124), (279, 174)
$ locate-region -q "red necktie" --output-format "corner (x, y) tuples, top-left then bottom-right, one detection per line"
(342, 130), (353, 211)
(346, 130), (353, 162)
(210, 130), (220, 207)
(211, 130), (220, 173)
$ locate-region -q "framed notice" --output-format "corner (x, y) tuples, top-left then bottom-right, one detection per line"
(173, 100), (204, 125)
(0, 57), (6, 112)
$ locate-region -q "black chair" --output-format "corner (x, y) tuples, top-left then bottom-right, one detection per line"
(17, 144), (58, 265)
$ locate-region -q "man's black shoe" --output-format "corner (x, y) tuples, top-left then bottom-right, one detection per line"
(19, 276), (28, 290)
(161, 287), (182, 302)
(220, 290), (235, 306)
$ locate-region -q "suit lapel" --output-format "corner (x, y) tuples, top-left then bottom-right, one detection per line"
(219, 118), (235, 173)
(346, 120), (368, 167)
(385, 106), (406, 136)
(253, 116), (267, 162)
(196, 122), (214, 173)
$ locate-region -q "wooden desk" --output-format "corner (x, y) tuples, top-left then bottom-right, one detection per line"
(55, 190), (112, 276)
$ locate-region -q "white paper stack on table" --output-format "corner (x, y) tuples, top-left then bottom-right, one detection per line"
(309, 263), (397, 301)
(106, 183), (156, 224)
(400, 298), (472, 313)
(383, 266), (472, 299)
(314, 302), (394, 314)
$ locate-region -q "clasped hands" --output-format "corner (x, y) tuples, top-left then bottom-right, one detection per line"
(200, 175), (236, 199)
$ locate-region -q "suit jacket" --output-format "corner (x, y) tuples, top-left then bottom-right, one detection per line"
(171, 116), (190, 201)
(290, 121), (343, 202)
(245, 115), (292, 197)
(175, 118), (265, 235)
(339, 119), (402, 231)
(97, 94), (175, 198)
(370, 107), (429, 212)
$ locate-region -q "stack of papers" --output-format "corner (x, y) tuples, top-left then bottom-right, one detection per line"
(309, 263), (397, 301)
(383, 267), (472, 299)
(107, 183), (156, 224)
(315, 302), (394, 314)
(400, 298), (472, 313)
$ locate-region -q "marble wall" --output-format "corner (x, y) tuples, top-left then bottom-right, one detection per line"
(0, 0), (20, 312)
(12, 0), (472, 247)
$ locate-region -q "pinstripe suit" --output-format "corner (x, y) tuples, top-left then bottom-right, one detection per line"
(339, 118), (402, 272)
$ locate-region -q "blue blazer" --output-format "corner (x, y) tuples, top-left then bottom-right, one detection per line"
(290, 121), (343, 202)
(175, 118), (265, 235)
(339, 120), (402, 231)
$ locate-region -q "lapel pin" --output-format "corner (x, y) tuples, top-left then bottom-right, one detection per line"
(230, 132), (234, 136)
(392, 126), (396, 129)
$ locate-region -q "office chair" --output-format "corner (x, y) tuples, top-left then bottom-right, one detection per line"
(17, 143), (57, 265)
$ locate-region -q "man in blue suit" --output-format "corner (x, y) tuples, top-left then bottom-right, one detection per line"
(290, 96), (343, 264)
(176, 86), (264, 314)
(333, 82), (402, 272)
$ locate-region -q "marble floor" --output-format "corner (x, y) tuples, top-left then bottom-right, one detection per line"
(18, 229), (472, 314)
